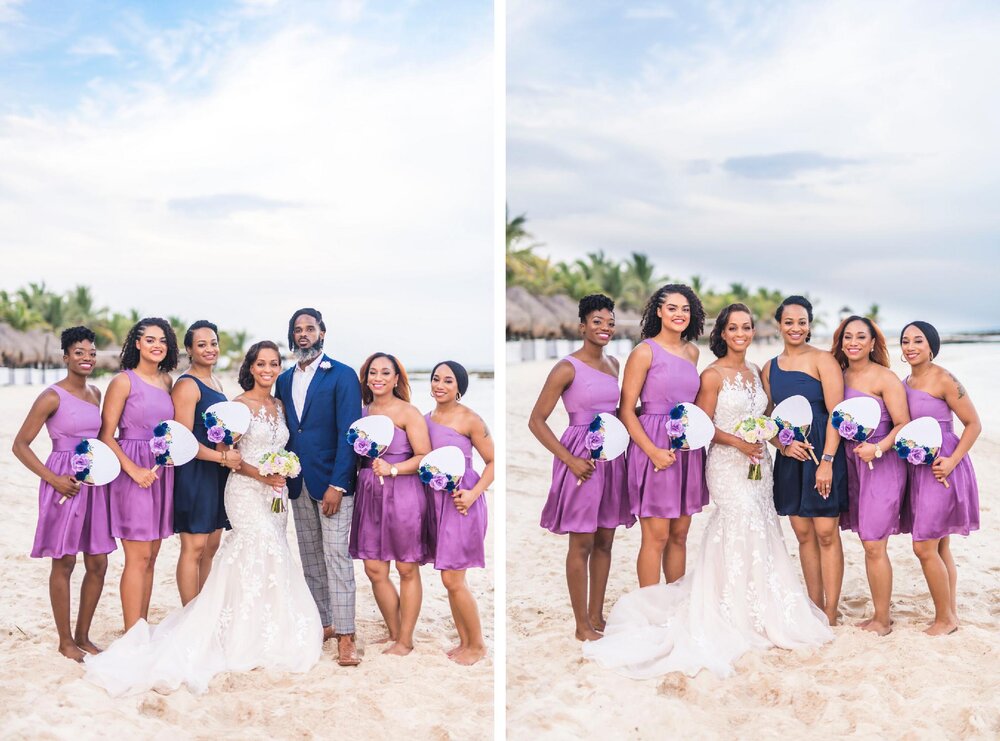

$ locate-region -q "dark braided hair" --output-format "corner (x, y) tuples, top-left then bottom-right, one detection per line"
(238, 341), (281, 391)
(578, 294), (615, 322)
(774, 295), (814, 342)
(287, 307), (326, 351)
(119, 317), (179, 372)
(709, 303), (754, 358)
(360, 352), (411, 405)
(61, 326), (96, 353)
(640, 284), (705, 341)
(184, 319), (219, 349)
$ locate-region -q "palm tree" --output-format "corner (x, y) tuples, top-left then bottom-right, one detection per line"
(867, 303), (881, 324)
(64, 285), (107, 327)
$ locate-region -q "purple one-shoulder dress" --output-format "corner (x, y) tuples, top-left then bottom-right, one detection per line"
(108, 370), (175, 541)
(628, 340), (708, 519)
(840, 388), (907, 541)
(539, 356), (633, 535)
(31, 385), (116, 558)
(425, 415), (488, 571)
(350, 415), (428, 563)
(901, 383), (979, 541)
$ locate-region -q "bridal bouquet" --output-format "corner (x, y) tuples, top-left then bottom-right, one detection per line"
(734, 415), (779, 480)
(258, 449), (302, 513)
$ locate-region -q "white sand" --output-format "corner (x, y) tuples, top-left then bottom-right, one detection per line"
(506, 345), (999, 738)
(0, 378), (492, 739)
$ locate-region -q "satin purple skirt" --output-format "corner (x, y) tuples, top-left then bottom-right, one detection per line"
(900, 435), (979, 541)
(841, 436), (907, 541)
(350, 468), (429, 563)
(628, 413), (708, 519)
(108, 439), (174, 541)
(31, 451), (116, 558)
(427, 469), (487, 571)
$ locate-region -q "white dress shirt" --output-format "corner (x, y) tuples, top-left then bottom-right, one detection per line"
(291, 353), (324, 420)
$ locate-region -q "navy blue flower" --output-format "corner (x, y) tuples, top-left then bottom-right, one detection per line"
(793, 429), (805, 442)
(896, 444), (910, 459)
(669, 404), (684, 420)
(154, 422), (169, 437)
(75, 440), (90, 455)
(347, 429), (359, 444)
(588, 416), (602, 432)
(223, 433), (234, 445)
(204, 413), (217, 427)
(856, 431), (867, 442)
(368, 442), (379, 456)
(74, 469), (89, 482)
(670, 437), (685, 450)
(419, 468), (433, 483)
(155, 454), (169, 466)
(446, 480), (456, 492)
(590, 447), (603, 460)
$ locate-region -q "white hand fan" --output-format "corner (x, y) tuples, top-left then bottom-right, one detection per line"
(149, 420), (199, 472)
(348, 414), (395, 484)
(419, 445), (468, 513)
(578, 413), (630, 486)
(772, 395), (819, 464)
(668, 403), (716, 451)
(59, 438), (122, 504)
(895, 416), (948, 488)
(204, 401), (252, 440)
(833, 396), (881, 470)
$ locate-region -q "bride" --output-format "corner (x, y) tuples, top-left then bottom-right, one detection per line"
(583, 304), (833, 679)
(85, 341), (322, 695)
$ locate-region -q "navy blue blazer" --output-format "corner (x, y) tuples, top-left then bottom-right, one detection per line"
(275, 355), (362, 501)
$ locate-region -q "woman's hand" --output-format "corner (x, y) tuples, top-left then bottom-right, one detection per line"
(854, 442), (878, 464)
(261, 473), (287, 490)
(222, 449), (242, 470)
(781, 440), (812, 462)
(452, 488), (478, 515)
(565, 455), (596, 482)
(128, 467), (158, 489)
(371, 458), (392, 477)
(814, 461), (833, 498)
(649, 447), (677, 471)
(932, 455), (957, 482)
(52, 474), (82, 498)
(735, 439), (764, 460)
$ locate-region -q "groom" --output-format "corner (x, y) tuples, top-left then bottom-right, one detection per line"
(276, 307), (362, 666)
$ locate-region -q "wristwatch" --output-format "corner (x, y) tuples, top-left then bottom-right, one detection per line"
(821, 454), (835, 463)
(389, 465), (399, 478)
(874, 445), (883, 459)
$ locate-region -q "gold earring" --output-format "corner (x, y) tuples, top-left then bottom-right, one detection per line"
(456, 392), (462, 401)
(900, 353), (907, 362)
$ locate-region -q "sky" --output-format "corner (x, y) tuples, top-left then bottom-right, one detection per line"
(0, 0), (494, 370)
(507, 0), (1000, 334)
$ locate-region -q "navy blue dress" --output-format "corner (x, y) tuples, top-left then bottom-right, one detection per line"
(769, 357), (848, 518)
(173, 375), (230, 534)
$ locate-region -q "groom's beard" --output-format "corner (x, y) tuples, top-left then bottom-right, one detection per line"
(293, 338), (324, 363)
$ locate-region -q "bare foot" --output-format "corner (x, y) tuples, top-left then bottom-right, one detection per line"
(446, 644), (464, 658)
(372, 633), (397, 645)
(323, 626), (336, 642)
(383, 641), (413, 656)
(825, 611), (840, 626)
(860, 619), (892, 636)
(452, 646), (486, 665)
(575, 627), (603, 642)
(75, 637), (102, 655)
(924, 620), (959, 636)
(589, 616), (606, 632)
(58, 641), (86, 662)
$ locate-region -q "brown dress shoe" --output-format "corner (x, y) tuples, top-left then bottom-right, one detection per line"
(336, 633), (361, 666)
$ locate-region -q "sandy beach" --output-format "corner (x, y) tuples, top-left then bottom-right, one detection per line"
(507, 343), (999, 739)
(0, 376), (493, 740)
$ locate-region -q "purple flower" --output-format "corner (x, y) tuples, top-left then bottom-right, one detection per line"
(778, 427), (795, 446)
(353, 437), (372, 456)
(207, 425), (226, 443)
(430, 473), (449, 491)
(666, 419), (686, 439)
(838, 420), (858, 440)
(150, 436), (169, 455)
(70, 454), (91, 473)
(907, 447), (926, 465)
(585, 431), (605, 451)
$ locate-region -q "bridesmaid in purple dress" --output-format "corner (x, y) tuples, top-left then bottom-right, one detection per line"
(529, 294), (633, 642)
(900, 321), (981, 635)
(99, 318), (178, 630)
(619, 284), (708, 588)
(13, 327), (116, 661)
(831, 316), (910, 636)
(425, 360), (493, 665)
(349, 352), (431, 656)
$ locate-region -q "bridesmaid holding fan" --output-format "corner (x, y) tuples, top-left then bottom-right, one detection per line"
(99, 317), (178, 630)
(761, 295), (848, 625)
(171, 320), (242, 606)
(529, 294), (633, 641)
(831, 316), (909, 635)
(619, 284), (708, 587)
(900, 321), (980, 635)
(13, 326), (116, 661)
(349, 352), (432, 656)
(426, 360), (493, 664)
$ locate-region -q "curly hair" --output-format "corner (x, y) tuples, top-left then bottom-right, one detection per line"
(287, 307), (326, 351)
(709, 303), (754, 358)
(119, 317), (179, 372)
(61, 326), (96, 353)
(360, 352), (411, 405)
(831, 315), (889, 369)
(183, 319), (219, 349)
(238, 340), (281, 391)
(577, 294), (615, 323)
(774, 295), (814, 343)
(640, 284), (705, 341)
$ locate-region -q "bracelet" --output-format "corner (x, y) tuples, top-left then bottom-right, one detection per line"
(220, 450), (227, 467)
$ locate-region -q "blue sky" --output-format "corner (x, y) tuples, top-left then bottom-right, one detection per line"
(0, 0), (493, 369)
(507, 0), (1000, 333)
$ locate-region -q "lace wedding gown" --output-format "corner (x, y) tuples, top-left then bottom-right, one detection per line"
(84, 408), (322, 696)
(583, 368), (833, 679)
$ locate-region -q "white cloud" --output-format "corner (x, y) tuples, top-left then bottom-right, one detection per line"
(69, 36), (121, 58)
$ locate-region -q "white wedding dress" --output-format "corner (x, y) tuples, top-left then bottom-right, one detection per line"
(84, 407), (322, 696)
(583, 367), (833, 679)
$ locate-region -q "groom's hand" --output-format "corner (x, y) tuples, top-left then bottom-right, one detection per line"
(321, 486), (344, 517)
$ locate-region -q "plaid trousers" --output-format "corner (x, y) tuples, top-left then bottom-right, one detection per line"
(290, 484), (356, 633)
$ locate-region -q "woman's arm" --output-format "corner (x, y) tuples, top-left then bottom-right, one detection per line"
(453, 412), (495, 513)
(12, 390), (81, 498)
(99, 373), (156, 488)
(527, 360), (595, 481)
(618, 343), (676, 470)
(933, 368), (981, 481)
(695, 368), (763, 459)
